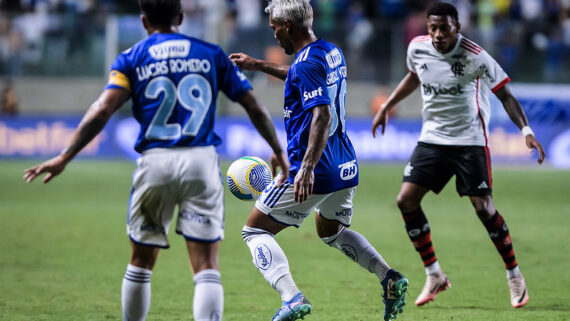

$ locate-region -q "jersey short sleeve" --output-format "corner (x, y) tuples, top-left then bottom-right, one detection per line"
(293, 60), (331, 111)
(215, 47), (252, 102)
(406, 43), (417, 74)
(477, 50), (510, 93)
(105, 53), (131, 92)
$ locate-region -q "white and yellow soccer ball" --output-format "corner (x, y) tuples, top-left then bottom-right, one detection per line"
(226, 156), (272, 201)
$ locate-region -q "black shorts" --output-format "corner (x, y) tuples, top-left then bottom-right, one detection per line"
(402, 142), (493, 196)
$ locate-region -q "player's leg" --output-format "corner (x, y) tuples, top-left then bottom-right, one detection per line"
(186, 241), (223, 321)
(454, 145), (529, 307)
(123, 150), (180, 321)
(122, 242), (159, 321)
(316, 187), (408, 321)
(242, 180), (314, 320)
(175, 146), (227, 319)
(399, 143), (453, 306)
(469, 195), (529, 308)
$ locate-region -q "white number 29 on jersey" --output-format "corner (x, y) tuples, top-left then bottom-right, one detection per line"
(144, 74), (212, 140)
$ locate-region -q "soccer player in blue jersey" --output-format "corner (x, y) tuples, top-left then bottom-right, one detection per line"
(230, 1), (407, 320)
(23, 0), (288, 320)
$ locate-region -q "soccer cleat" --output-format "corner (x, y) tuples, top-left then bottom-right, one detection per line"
(415, 271), (450, 306)
(272, 292), (312, 321)
(508, 274), (529, 308)
(381, 269), (409, 321)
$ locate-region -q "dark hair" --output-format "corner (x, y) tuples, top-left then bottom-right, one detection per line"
(426, 2), (459, 22)
(139, 0), (182, 27)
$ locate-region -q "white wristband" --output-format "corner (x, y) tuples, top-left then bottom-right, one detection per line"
(521, 126), (534, 137)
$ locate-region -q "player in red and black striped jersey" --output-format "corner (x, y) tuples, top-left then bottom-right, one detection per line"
(371, 1), (545, 309)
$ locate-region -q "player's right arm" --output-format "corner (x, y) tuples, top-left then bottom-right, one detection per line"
(229, 53), (289, 81)
(295, 104), (331, 203)
(23, 88), (129, 183)
(238, 90), (290, 184)
(371, 71), (420, 137)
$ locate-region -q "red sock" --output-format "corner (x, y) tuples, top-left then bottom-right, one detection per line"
(483, 211), (517, 269)
(402, 207), (437, 267)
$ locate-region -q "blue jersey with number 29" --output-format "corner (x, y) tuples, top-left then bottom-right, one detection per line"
(105, 33), (252, 153)
(283, 39), (358, 194)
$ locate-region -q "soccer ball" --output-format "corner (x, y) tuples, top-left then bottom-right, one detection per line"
(226, 156), (272, 201)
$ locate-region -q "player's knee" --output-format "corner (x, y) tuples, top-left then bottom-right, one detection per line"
(471, 198), (494, 220)
(241, 225), (272, 243)
(396, 194), (417, 213)
(321, 226), (345, 248)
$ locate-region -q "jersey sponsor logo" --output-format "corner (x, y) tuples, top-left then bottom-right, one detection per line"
(340, 244), (358, 262)
(451, 61), (465, 77)
(335, 208), (353, 217)
(254, 244), (272, 270)
(325, 48), (342, 69)
(422, 83), (464, 96)
(179, 210), (212, 224)
(148, 40), (190, 60)
(452, 54), (467, 59)
(479, 64), (495, 83)
(283, 107), (292, 119)
(284, 210), (309, 220)
(303, 87), (324, 102)
(415, 49), (429, 55)
(338, 160), (357, 181)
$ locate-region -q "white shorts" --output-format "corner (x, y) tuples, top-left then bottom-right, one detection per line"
(127, 146), (224, 248)
(255, 178), (356, 227)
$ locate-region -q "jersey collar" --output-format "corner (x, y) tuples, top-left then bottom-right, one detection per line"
(432, 33), (463, 58)
(295, 38), (322, 58)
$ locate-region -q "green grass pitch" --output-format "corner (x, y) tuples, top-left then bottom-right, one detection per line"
(1, 160), (569, 320)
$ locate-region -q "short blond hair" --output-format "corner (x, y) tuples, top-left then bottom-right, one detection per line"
(265, 0), (313, 27)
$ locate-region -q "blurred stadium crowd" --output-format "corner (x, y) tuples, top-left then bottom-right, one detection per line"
(0, 0), (569, 83)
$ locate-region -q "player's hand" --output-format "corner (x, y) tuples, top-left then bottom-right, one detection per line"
(23, 154), (69, 184)
(371, 104), (389, 138)
(229, 53), (259, 71)
(293, 165), (314, 203)
(525, 135), (545, 164)
(271, 151), (290, 186)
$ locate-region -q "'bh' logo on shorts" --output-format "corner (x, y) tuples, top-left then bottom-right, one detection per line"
(339, 160), (357, 181)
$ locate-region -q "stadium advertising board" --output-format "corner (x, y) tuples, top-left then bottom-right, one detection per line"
(1, 116), (568, 168)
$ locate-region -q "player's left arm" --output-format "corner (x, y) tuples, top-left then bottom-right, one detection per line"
(294, 104), (331, 203)
(24, 88), (130, 183)
(494, 86), (545, 164)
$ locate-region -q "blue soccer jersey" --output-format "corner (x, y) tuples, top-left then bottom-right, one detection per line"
(105, 33), (252, 153)
(283, 39), (358, 194)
